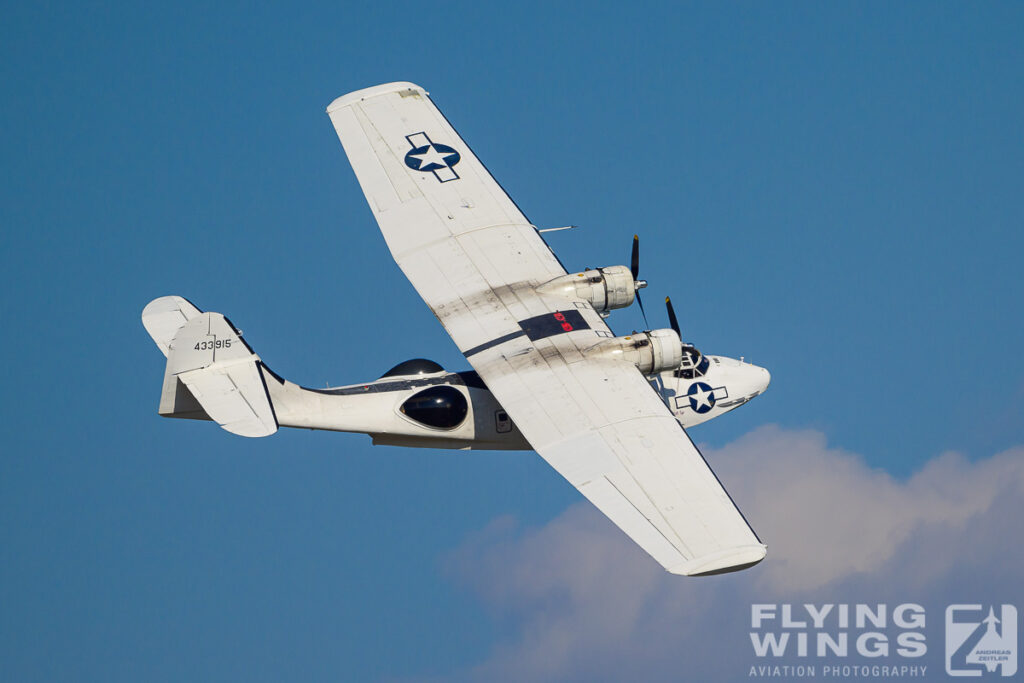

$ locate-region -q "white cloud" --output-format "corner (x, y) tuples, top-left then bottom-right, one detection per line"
(436, 426), (1024, 682)
(712, 426), (1024, 592)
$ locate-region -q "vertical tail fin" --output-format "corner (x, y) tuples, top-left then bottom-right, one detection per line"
(142, 297), (278, 438)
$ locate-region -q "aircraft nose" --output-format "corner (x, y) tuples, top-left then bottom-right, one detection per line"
(744, 363), (770, 397)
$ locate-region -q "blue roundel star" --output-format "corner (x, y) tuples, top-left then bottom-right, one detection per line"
(404, 143), (461, 172)
(686, 381), (716, 413)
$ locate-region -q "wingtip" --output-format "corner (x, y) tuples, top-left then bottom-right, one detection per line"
(326, 81), (428, 113)
(668, 544), (767, 577)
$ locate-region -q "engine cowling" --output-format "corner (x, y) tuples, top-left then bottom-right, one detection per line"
(536, 265), (637, 312)
(582, 328), (683, 374)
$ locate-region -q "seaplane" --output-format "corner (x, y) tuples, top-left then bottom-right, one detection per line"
(142, 82), (771, 576)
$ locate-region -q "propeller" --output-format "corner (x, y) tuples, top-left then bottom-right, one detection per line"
(665, 296), (702, 367)
(631, 234), (649, 328)
(665, 295), (680, 336)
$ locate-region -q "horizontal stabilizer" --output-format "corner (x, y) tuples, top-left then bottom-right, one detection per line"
(142, 296), (202, 357)
(166, 312), (277, 438)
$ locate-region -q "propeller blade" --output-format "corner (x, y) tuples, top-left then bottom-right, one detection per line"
(665, 296), (680, 336)
(630, 234), (640, 280)
(637, 290), (649, 329)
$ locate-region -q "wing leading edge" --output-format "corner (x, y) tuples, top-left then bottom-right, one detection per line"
(327, 82), (765, 575)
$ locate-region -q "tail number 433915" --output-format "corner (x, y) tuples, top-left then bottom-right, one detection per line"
(195, 339), (231, 351)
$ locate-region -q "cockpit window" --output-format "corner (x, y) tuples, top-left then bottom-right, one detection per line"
(673, 354), (710, 379)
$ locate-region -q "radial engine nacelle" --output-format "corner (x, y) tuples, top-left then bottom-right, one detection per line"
(536, 265), (645, 313)
(583, 329), (682, 374)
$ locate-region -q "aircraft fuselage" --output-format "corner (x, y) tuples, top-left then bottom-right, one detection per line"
(157, 355), (769, 450)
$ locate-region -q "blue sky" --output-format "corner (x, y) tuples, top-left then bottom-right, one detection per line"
(2, 2), (1022, 681)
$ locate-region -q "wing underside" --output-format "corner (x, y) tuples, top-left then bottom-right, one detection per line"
(327, 82), (764, 575)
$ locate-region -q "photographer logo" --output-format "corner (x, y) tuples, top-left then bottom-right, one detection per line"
(946, 605), (1017, 677)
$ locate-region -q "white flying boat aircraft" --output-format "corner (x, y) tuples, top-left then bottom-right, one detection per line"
(142, 82), (771, 576)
